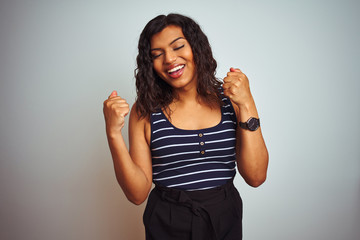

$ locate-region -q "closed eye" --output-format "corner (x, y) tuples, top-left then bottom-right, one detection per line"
(151, 44), (184, 59)
(152, 53), (163, 59)
(174, 45), (184, 51)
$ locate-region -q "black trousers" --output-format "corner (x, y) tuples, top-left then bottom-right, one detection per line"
(143, 180), (243, 240)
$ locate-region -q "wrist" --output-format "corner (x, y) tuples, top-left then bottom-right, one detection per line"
(236, 98), (255, 110)
(236, 100), (258, 122)
(106, 127), (123, 139)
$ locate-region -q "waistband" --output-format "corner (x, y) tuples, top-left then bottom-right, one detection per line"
(155, 179), (235, 204)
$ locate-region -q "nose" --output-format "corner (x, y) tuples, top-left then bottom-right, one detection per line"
(164, 49), (177, 64)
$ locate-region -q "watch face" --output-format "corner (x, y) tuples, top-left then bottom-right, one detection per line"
(247, 118), (259, 131)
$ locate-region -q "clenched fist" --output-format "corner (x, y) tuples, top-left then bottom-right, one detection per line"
(103, 90), (130, 134)
(223, 68), (253, 107)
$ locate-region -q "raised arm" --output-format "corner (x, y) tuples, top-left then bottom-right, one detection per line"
(103, 91), (152, 205)
(223, 68), (269, 187)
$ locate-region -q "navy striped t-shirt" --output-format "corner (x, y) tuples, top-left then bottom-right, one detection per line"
(150, 96), (238, 191)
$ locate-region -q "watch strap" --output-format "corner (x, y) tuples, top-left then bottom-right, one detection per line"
(239, 121), (248, 129)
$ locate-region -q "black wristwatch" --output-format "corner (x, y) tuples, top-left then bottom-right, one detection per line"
(239, 117), (260, 131)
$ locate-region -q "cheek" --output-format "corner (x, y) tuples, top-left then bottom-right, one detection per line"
(184, 51), (195, 66)
(152, 61), (163, 75)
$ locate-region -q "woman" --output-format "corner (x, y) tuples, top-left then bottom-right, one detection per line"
(103, 13), (268, 240)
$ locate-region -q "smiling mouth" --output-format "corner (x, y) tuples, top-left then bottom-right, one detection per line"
(167, 65), (185, 76)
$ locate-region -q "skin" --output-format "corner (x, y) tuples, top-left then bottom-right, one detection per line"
(150, 25), (197, 94)
(223, 67), (269, 187)
(103, 25), (268, 205)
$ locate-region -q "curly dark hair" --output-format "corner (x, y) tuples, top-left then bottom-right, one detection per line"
(135, 13), (223, 119)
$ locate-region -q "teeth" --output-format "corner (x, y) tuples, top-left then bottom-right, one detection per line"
(168, 65), (184, 73)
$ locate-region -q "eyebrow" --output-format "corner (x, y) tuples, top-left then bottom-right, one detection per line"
(151, 37), (185, 51)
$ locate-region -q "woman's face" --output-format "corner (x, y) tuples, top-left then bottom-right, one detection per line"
(150, 25), (196, 91)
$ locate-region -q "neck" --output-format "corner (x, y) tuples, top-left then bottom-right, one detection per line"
(173, 86), (200, 104)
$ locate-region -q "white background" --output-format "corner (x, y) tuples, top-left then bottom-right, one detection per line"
(1, 0), (359, 239)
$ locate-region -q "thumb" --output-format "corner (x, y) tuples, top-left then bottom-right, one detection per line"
(109, 90), (118, 98)
(230, 67), (241, 73)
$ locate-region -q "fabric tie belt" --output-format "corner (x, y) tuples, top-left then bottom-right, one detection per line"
(154, 180), (235, 240)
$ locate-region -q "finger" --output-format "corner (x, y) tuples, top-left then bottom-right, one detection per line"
(230, 67), (242, 73)
(222, 87), (233, 99)
(123, 109), (130, 118)
(117, 105), (130, 118)
(226, 71), (242, 78)
(223, 76), (232, 83)
(117, 101), (129, 108)
(224, 74), (238, 83)
(222, 83), (233, 95)
(104, 97), (127, 110)
(108, 90), (118, 99)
